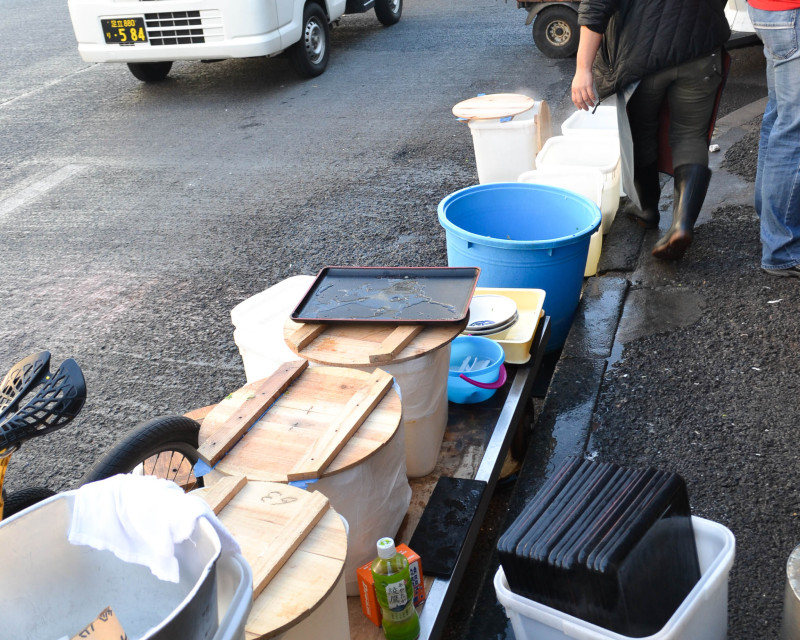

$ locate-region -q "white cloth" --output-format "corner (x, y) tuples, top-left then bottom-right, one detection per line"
(68, 474), (240, 583)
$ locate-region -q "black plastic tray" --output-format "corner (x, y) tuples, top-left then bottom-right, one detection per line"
(290, 266), (480, 324)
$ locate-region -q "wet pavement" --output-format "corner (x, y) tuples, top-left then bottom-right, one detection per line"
(445, 95), (796, 639)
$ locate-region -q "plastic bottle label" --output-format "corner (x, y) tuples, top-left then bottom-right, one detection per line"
(383, 603), (415, 623)
(385, 579), (408, 610)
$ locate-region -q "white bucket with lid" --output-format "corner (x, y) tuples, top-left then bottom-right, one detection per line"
(454, 93), (552, 184)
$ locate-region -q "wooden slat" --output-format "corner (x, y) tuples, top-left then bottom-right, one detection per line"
(252, 490), (330, 599)
(199, 475), (248, 515)
(198, 360), (308, 466)
(285, 323), (327, 351)
(286, 369), (395, 481)
(368, 325), (424, 364)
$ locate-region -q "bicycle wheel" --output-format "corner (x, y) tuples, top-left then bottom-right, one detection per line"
(80, 415), (203, 492)
(3, 486), (55, 518)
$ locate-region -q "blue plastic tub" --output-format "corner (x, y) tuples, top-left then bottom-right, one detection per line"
(438, 183), (601, 351)
(448, 336), (507, 404)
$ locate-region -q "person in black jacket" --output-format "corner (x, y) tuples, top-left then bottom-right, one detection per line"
(571, 0), (730, 260)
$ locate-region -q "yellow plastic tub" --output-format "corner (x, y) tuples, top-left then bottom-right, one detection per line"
(464, 288), (545, 364)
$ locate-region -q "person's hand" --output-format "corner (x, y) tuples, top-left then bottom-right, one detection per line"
(572, 68), (596, 111)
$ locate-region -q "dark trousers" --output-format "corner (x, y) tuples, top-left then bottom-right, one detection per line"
(627, 49), (723, 171)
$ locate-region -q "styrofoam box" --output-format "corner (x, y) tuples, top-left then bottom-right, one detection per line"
(536, 136), (621, 235)
(518, 167), (604, 277)
(494, 516), (735, 640)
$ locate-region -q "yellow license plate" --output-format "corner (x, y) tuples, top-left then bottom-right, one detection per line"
(101, 17), (148, 44)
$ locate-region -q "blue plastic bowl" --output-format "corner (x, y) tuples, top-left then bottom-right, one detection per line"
(448, 336), (507, 404)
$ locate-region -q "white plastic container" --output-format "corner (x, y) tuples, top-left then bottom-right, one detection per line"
(494, 516), (735, 640)
(230, 275), (316, 380)
(561, 106), (619, 137)
(214, 552), (254, 640)
(0, 491), (223, 640)
(561, 106), (628, 198)
(518, 167), (604, 277)
(536, 135), (622, 234)
(468, 101), (551, 184)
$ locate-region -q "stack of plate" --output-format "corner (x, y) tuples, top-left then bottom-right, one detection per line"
(464, 294), (518, 336)
(497, 457), (701, 637)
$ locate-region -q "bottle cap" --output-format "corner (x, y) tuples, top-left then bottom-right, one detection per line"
(377, 537), (396, 559)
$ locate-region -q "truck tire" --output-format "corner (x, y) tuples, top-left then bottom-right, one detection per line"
(375, 0), (402, 26)
(127, 61), (173, 82)
(289, 2), (330, 78)
(533, 5), (579, 59)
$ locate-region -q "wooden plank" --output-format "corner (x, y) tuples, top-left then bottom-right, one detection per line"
(199, 475), (248, 515)
(198, 360), (308, 466)
(251, 490), (330, 599)
(286, 369), (395, 481)
(369, 325), (424, 364)
(285, 323), (327, 351)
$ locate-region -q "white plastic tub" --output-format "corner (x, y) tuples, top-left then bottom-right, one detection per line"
(468, 101), (550, 184)
(518, 167), (604, 277)
(214, 552), (254, 640)
(561, 106), (619, 137)
(536, 135), (621, 234)
(1, 491), (223, 640)
(494, 516), (735, 640)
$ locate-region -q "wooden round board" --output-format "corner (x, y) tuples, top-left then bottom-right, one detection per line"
(202, 366), (402, 481)
(194, 480), (347, 639)
(452, 93), (536, 120)
(282, 318), (466, 367)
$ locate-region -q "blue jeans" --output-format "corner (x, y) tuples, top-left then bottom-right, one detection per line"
(748, 5), (800, 270)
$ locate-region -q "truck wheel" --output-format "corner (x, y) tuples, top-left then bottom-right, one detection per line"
(127, 61), (173, 82)
(375, 0), (402, 26)
(533, 6), (579, 59)
(289, 2), (330, 78)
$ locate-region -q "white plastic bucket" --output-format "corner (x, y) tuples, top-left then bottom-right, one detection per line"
(494, 516), (735, 640)
(0, 491), (222, 640)
(468, 101), (550, 184)
(230, 275), (316, 381)
(364, 347), (450, 478)
(518, 167), (604, 277)
(536, 135), (621, 234)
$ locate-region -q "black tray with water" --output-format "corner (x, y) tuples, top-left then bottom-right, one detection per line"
(290, 266), (480, 324)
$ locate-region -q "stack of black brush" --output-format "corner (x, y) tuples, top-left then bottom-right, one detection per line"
(497, 457), (700, 637)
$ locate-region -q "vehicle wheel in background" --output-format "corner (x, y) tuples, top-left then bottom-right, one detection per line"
(127, 61), (173, 82)
(289, 2), (330, 78)
(532, 5), (579, 58)
(3, 486), (55, 519)
(79, 415), (203, 492)
(375, 0), (402, 26)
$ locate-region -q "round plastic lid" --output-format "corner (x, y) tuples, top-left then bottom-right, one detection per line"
(377, 537), (397, 559)
(452, 93), (535, 121)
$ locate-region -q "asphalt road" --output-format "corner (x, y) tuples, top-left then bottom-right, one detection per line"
(1, 0), (574, 495)
(2, 0), (769, 636)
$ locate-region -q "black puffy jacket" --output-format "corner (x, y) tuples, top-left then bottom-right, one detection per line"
(578, 0), (731, 99)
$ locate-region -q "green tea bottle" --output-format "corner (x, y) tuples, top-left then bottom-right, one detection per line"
(371, 537), (421, 640)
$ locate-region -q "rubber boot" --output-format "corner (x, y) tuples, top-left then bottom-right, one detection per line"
(627, 162), (661, 229)
(651, 164), (712, 261)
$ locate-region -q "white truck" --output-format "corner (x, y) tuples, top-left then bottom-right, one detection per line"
(519, 0), (758, 58)
(67, 0), (402, 81)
